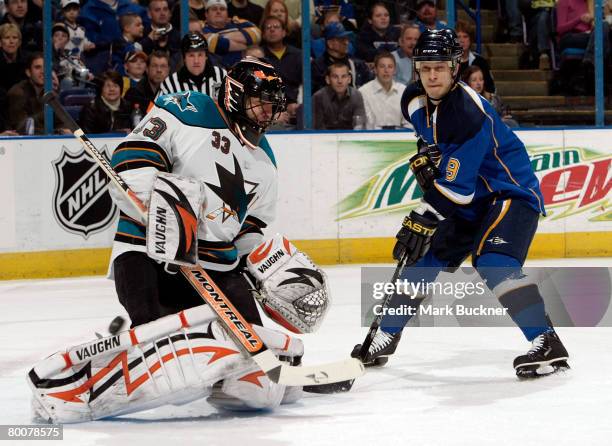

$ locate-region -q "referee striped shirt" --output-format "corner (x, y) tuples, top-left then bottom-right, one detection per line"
(157, 63), (226, 100)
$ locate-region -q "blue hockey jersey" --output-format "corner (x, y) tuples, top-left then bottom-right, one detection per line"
(401, 82), (545, 221)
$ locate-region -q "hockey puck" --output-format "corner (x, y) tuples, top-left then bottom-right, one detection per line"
(108, 316), (126, 335)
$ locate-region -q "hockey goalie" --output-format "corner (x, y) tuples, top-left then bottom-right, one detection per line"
(27, 235), (331, 423)
(27, 59), (336, 422)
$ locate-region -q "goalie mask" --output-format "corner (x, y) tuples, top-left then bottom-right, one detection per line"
(246, 235), (331, 334)
(218, 57), (287, 149)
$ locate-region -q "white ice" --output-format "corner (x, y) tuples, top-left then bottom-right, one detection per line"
(1, 258), (611, 446)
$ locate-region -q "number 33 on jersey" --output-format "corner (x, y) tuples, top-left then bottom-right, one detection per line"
(109, 91), (278, 272)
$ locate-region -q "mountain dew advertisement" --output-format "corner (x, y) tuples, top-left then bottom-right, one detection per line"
(335, 138), (611, 228)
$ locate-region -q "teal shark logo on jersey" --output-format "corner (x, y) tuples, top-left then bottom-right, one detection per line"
(205, 155), (258, 223)
(162, 91), (197, 113)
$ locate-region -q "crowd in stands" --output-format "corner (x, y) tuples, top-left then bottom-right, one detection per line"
(0, 0), (610, 135)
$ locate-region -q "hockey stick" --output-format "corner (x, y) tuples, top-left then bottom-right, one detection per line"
(43, 91), (364, 387)
(304, 255), (411, 393)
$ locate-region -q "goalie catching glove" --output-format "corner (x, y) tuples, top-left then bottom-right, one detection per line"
(246, 235), (331, 334)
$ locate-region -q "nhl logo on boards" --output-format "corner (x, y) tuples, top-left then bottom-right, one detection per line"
(52, 146), (118, 238)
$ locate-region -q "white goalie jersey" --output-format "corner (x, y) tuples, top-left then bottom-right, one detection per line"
(108, 91), (278, 273)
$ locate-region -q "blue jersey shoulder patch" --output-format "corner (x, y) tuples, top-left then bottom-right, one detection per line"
(155, 91), (226, 129)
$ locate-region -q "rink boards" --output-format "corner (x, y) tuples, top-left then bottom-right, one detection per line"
(0, 129), (610, 278)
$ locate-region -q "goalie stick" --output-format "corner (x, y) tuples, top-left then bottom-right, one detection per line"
(43, 91), (363, 387)
(304, 255), (411, 393)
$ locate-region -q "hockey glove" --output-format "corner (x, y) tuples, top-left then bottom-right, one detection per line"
(393, 211), (438, 263)
(416, 137), (442, 166)
(410, 140), (441, 192)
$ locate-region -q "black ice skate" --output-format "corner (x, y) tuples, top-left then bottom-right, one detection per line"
(352, 330), (402, 367)
(513, 330), (570, 379)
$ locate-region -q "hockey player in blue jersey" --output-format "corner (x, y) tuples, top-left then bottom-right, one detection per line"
(353, 29), (569, 378)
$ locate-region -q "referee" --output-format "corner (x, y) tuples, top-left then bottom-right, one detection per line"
(157, 31), (226, 100)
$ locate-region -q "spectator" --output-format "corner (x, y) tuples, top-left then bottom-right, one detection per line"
(392, 23), (420, 85)
(243, 45), (265, 58)
(261, 15), (301, 123)
(125, 50), (170, 112)
(462, 65), (518, 128)
(51, 22), (94, 91)
(203, 0), (261, 68)
(557, 0), (611, 70)
(0, 88), (19, 135)
(141, 0), (181, 65)
(358, 51), (408, 129)
(262, 0), (301, 48)
(524, 0), (554, 70)
(79, 0), (148, 50)
(189, 12), (204, 33)
(229, 0), (264, 25)
(312, 22), (372, 93)
(113, 12), (145, 74)
(60, 0), (95, 58)
(1, 0), (42, 53)
(157, 31), (226, 99)
(311, 8), (353, 58)
(314, 0), (357, 30)
(414, 0), (447, 33)
(357, 2), (400, 64)
(504, 0), (524, 43)
(79, 70), (132, 134)
(52, 23), (70, 67)
(7, 52), (64, 134)
(284, 0), (310, 26)
(171, 0), (206, 31)
(456, 20), (495, 93)
(79, 0), (148, 75)
(122, 50), (147, 93)
(389, 0), (418, 24)
(0, 23), (27, 92)
(313, 61), (365, 130)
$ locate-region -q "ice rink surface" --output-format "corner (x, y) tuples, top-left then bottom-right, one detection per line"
(1, 258), (611, 446)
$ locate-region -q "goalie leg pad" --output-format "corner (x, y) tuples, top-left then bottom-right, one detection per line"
(28, 316), (304, 423)
(247, 235), (331, 333)
(206, 324), (304, 411)
(207, 366), (286, 411)
(28, 321), (245, 423)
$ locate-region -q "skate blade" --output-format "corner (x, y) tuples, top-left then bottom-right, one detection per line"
(304, 379), (355, 394)
(516, 360), (570, 379)
(363, 356), (389, 368)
